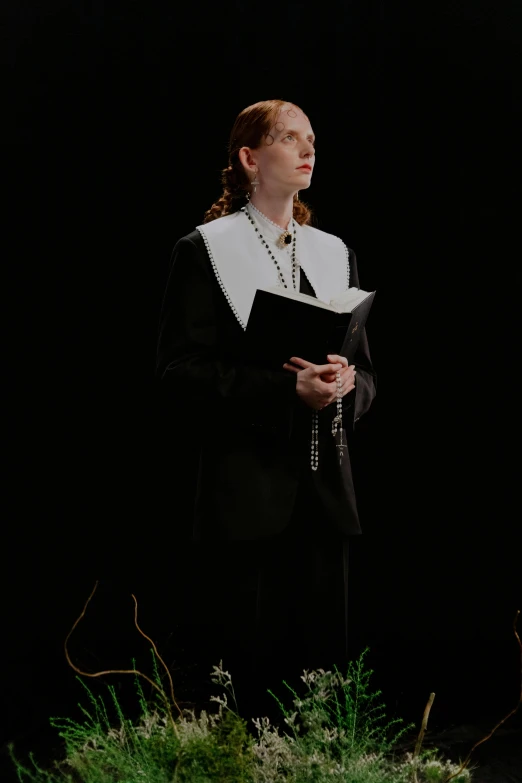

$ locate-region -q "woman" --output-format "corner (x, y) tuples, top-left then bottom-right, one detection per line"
(156, 100), (376, 719)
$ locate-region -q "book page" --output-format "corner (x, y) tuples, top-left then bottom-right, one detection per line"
(329, 287), (372, 313)
(256, 285), (336, 311)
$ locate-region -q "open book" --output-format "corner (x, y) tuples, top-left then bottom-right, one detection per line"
(245, 285), (376, 369)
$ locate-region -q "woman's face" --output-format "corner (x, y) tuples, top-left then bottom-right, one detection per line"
(241, 105), (315, 196)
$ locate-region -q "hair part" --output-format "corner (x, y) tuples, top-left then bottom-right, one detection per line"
(203, 99), (313, 226)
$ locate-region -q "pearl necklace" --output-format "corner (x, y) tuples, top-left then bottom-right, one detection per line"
(241, 205), (298, 290)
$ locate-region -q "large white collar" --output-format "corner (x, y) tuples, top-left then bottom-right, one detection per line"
(196, 208), (350, 329)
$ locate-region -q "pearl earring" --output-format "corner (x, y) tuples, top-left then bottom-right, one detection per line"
(251, 169), (260, 194)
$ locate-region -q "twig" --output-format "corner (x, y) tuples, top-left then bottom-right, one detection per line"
(131, 592), (178, 711)
(442, 608), (522, 783)
(64, 581), (183, 737)
(412, 692), (435, 782)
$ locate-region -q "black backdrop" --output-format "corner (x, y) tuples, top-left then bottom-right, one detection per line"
(3, 0), (522, 774)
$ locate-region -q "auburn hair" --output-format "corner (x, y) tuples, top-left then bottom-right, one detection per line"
(203, 99), (313, 226)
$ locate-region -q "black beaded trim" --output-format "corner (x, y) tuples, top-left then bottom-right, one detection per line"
(241, 206), (297, 291)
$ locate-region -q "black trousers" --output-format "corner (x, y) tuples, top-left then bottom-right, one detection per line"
(186, 472), (350, 723)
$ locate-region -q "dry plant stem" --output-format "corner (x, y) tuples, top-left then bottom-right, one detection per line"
(130, 592), (178, 710)
(414, 692), (436, 759)
(443, 608), (522, 783)
(64, 581), (183, 737)
(411, 692), (435, 783)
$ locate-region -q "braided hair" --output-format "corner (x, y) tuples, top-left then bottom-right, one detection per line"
(203, 100), (313, 226)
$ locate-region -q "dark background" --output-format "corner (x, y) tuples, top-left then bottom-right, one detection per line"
(3, 0), (522, 776)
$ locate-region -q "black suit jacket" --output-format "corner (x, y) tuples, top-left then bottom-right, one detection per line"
(156, 228), (376, 541)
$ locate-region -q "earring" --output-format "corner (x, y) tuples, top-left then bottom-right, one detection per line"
(251, 169), (260, 195)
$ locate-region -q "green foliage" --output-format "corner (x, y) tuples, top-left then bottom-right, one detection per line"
(267, 647), (413, 758)
(9, 648), (476, 783)
(175, 710), (254, 783)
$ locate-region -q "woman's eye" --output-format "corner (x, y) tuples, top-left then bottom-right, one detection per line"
(285, 134), (295, 140)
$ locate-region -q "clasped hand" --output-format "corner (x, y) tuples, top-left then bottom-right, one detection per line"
(282, 354), (356, 412)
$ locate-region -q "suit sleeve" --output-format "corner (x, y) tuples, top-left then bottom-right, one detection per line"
(342, 249), (377, 428)
(155, 235), (298, 434)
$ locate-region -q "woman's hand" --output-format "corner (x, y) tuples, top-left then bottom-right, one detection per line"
(283, 354), (356, 411)
(321, 354), (357, 390)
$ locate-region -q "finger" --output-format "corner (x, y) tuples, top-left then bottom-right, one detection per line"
(341, 367), (356, 382)
(327, 354), (349, 367)
(314, 361), (343, 375)
(282, 363), (301, 373)
(321, 367), (352, 384)
(330, 364), (352, 377)
(288, 356), (313, 369)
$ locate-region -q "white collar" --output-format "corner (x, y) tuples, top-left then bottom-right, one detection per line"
(196, 208), (350, 330)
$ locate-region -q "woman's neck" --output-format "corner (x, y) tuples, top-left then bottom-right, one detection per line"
(249, 193), (294, 230)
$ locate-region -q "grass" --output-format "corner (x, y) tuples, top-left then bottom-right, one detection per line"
(8, 648), (476, 783)
(14, 585), (517, 781)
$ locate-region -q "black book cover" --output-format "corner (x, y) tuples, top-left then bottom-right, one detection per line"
(245, 289), (375, 369)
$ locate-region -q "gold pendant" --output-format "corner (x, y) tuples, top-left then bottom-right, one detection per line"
(277, 230), (292, 249)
